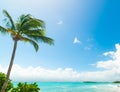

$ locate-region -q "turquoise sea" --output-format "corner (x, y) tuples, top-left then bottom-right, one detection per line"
(13, 82), (120, 92)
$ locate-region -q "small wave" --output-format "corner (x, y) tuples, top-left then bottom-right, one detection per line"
(92, 84), (120, 92)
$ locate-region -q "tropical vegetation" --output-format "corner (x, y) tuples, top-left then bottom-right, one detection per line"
(0, 72), (13, 91)
(11, 82), (40, 92)
(0, 10), (54, 92)
(0, 72), (40, 92)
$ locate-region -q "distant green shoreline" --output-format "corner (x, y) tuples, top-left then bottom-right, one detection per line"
(83, 81), (120, 83)
(12, 81), (120, 83)
(112, 81), (120, 83)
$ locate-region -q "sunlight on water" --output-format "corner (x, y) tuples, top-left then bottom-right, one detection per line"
(94, 84), (120, 92)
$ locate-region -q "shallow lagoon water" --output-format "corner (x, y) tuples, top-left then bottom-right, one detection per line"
(13, 82), (120, 92)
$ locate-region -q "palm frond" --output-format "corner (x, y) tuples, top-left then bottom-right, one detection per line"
(0, 10), (54, 52)
(7, 29), (19, 37)
(20, 37), (39, 51)
(16, 22), (21, 32)
(3, 10), (15, 30)
(22, 29), (45, 36)
(21, 17), (45, 31)
(0, 26), (8, 34)
(19, 14), (44, 29)
(20, 14), (32, 26)
(24, 34), (54, 45)
(17, 14), (31, 31)
(36, 36), (54, 45)
(0, 26), (17, 37)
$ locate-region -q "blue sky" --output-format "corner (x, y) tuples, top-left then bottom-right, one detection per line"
(0, 0), (120, 81)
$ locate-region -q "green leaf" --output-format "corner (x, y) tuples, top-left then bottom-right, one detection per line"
(20, 37), (39, 51)
(20, 15), (45, 31)
(0, 26), (8, 34)
(3, 10), (15, 30)
(24, 34), (54, 45)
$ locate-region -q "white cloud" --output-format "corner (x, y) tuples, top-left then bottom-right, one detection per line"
(94, 43), (120, 81)
(0, 64), (119, 82)
(0, 65), (82, 82)
(1, 44), (120, 82)
(73, 37), (81, 44)
(96, 44), (120, 69)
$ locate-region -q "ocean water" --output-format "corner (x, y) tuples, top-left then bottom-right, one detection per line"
(13, 82), (120, 92)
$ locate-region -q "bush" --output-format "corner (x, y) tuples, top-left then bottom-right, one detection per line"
(11, 82), (40, 92)
(0, 72), (40, 92)
(0, 72), (13, 91)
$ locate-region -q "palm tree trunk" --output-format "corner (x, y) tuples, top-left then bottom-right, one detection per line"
(1, 40), (18, 92)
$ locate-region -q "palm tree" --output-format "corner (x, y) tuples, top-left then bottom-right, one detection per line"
(0, 10), (54, 92)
